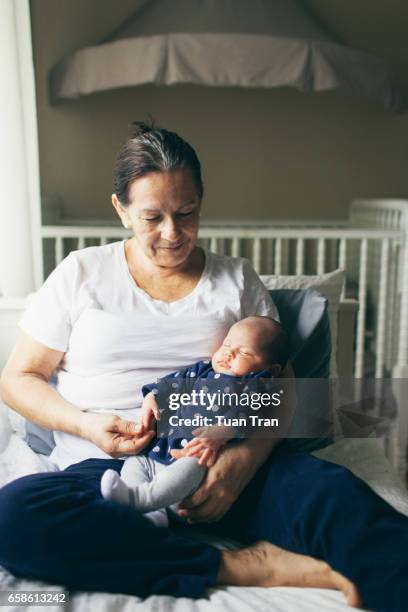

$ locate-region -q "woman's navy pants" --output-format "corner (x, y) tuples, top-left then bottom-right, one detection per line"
(0, 448), (407, 611)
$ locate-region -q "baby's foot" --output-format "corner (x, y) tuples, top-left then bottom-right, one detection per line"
(101, 470), (168, 527)
(101, 469), (131, 505)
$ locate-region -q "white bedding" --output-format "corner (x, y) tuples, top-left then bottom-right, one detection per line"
(1, 413), (407, 612)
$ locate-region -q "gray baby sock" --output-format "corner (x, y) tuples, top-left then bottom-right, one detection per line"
(100, 470), (168, 528)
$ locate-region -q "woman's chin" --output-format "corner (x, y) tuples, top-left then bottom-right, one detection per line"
(153, 245), (192, 267)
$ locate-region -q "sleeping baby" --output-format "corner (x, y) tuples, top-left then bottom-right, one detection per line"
(100, 315), (288, 527)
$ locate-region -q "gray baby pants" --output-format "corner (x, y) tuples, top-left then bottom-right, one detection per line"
(120, 455), (206, 513)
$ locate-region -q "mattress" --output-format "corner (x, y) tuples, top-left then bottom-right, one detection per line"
(1, 421), (407, 612)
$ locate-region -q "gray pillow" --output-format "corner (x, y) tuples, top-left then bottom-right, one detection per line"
(25, 375), (56, 455)
(269, 289), (331, 378)
(25, 288), (333, 455)
(25, 421), (55, 456)
(269, 288), (333, 452)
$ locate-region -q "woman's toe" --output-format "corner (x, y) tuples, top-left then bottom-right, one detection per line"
(329, 569), (361, 608)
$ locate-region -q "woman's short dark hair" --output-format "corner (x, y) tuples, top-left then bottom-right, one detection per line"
(114, 120), (203, 205)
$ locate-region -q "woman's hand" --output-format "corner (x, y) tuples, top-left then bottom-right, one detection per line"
(79, 412), (155, 458)
(172, 442), (257, 523)
(140, 392), (160, 431)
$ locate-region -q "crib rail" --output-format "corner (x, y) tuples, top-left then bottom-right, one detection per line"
(41, 223), (404, 382)
(351, 201), (408, 375)
(350, 200), (408, 479)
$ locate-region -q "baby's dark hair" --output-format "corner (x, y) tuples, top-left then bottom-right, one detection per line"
(114, 119), (203, 205)
(250, 315), (289, 369)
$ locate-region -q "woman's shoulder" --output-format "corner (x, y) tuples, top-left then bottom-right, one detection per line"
(206, 250), (248, 274)
(69, 240), (123, 265)
(41, 242), (125, 298)
(206, 251), (259, 285)
(204, 250), (278, 319)
(65, 241), (123, 277)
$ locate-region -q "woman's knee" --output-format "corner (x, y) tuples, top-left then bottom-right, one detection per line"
(275, 451), (375, 507)
(312, 456), (372, 497)
(0, 477), (35, 562)
(0, 476), (33, 519)
(293, 455), (399, 535)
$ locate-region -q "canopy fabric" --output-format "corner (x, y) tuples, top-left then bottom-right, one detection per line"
(49, 0), (401, 110)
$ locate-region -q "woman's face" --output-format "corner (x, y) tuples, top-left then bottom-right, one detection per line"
(113, 169), (201, 269)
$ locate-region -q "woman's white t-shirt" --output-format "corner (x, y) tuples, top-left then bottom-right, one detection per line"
(19, 241), (279, 469)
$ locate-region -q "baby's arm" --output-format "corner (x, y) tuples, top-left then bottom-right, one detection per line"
(140, 366), (188, 432)
(141, 365), (194, 432)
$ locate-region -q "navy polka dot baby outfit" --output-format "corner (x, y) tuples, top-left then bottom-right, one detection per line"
(142, 361), (276, 465)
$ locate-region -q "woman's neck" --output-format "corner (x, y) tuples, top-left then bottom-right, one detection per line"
(124, 240), (206, 302)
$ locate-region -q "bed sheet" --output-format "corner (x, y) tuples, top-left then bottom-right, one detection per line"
(1, 421), (407, 612)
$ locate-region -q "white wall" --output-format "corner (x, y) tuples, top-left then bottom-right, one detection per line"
(0, 0), (42, 297)
(30, 0), (408, 223)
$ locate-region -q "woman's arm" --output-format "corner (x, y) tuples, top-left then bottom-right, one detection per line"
(177, 437), (277, 523)
(1, 332), (83, 434)
(174, 361), (297, 523)
(0, 332), (154, 457)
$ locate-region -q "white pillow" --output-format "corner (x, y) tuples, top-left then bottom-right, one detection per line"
(260, 269), (345, 378)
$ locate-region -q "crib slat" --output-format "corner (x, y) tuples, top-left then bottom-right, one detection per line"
(210, 237), (217, 253)
(355, 239), (368, 379)
(253, 238), (261, 273)
(274, 238), (282, 275)
(317, 239), (325, 275)
(386, 243), (398, 371)
(295, 238), (305, 275)
(339, 239), (347, 300)
(266, 239), (274, 274)
(55, 237), (63, 265)
(78, 236), (85, 250)
(329, 239), (337, 271)
(375, 240), (389, 377)
(201, 237), (209, 251)
(338, 238), (347, 269)
(100, 237), (108, 246)
(231, 237), (240, 258)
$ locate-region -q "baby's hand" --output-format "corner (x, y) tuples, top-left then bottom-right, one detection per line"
(140, 391), (160, 432)
(179, 425), (235, 467)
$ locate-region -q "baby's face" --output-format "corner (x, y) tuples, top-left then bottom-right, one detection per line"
(212, 320), (270, 376)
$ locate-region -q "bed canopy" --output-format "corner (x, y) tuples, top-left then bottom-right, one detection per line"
(49, 0), (401, 110)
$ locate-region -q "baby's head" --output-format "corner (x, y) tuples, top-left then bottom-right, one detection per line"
(212, 316), (288, 377)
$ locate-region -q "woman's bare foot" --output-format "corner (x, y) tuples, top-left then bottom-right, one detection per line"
(217, 541), (360, 608)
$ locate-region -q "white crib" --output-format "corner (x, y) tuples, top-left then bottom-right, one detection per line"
(42, 202), (408, 381)
(40, 201), (408, 479)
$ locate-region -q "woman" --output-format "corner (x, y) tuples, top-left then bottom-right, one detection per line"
(0, 123), (406, 610)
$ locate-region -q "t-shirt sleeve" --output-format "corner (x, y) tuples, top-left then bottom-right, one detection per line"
(18, 254), (78, 352)
(240, 259), (280, 321)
